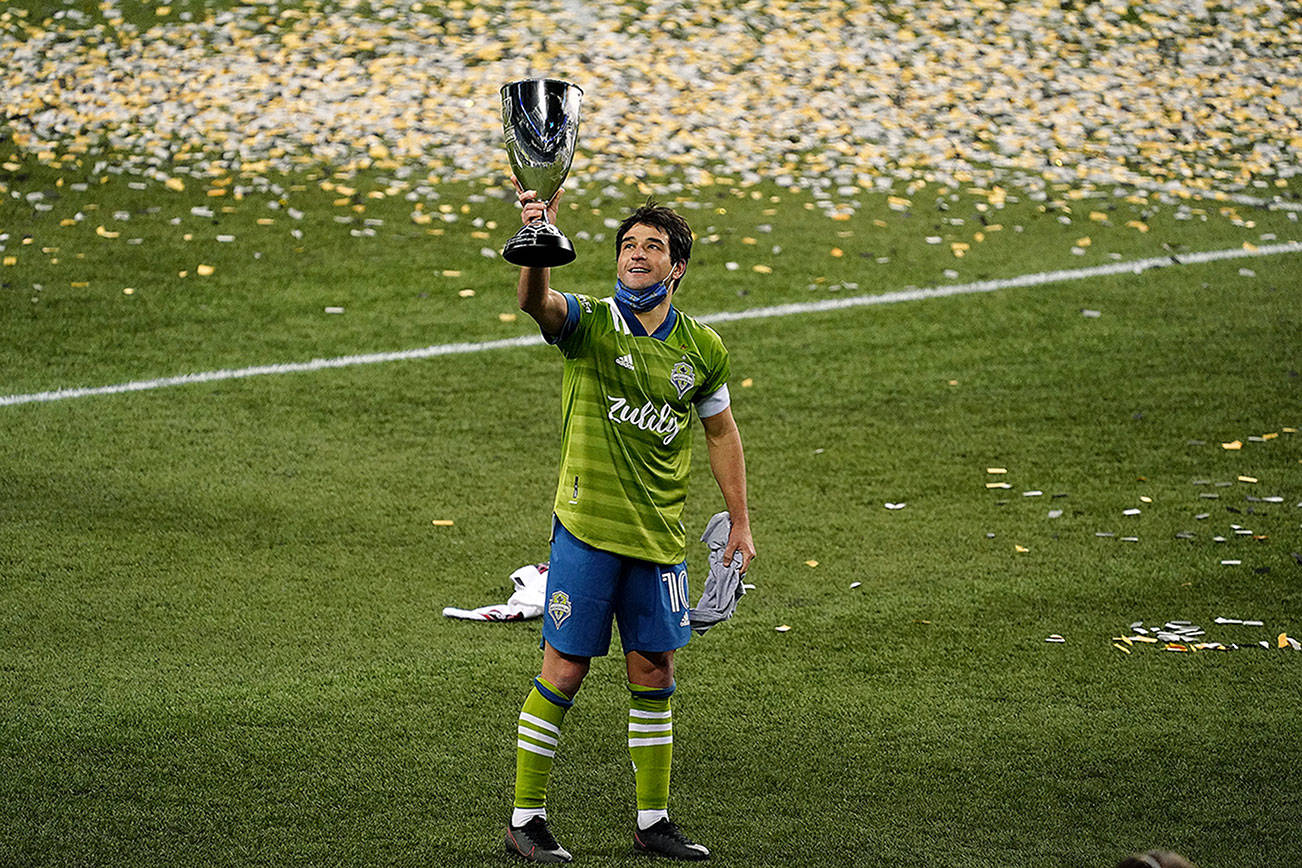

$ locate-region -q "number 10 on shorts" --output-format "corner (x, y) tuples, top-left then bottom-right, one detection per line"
(661, 569), (689, 613)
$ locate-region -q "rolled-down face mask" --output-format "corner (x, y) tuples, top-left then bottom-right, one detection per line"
(613, 277), (671, 312)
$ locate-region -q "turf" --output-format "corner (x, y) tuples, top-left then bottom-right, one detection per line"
(3, 166), (1301, 866)
(3, 14), (1302, 860)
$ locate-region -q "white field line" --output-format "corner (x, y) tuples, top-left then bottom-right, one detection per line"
(3, 240), (1300, 408)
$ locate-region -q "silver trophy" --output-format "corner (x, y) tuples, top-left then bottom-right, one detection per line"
(501, 78), (583, 268)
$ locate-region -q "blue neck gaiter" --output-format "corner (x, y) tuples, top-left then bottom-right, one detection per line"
(614, 278), (670, 312)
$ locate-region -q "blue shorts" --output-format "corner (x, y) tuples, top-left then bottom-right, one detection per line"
(542, 518), (692, 658)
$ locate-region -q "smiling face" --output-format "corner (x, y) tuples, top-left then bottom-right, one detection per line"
(616, 223), (684, 291)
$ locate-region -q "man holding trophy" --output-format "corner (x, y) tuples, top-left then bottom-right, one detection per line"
(500, 79), (755, 863)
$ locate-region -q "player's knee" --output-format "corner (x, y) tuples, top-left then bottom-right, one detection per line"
(541, 644), (591, 696)
(626, 649), (674, 688)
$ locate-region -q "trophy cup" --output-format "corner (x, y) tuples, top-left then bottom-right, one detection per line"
(500, 78), (583, 268)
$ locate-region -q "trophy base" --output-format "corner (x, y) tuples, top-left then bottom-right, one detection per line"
(502, 220), (576, 268)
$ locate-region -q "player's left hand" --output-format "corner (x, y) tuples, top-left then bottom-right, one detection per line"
(724, 523), (756, 575)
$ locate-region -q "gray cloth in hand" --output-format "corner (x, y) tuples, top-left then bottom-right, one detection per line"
(689, 511), (746, 634)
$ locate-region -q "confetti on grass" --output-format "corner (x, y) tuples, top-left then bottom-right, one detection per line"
(1, 2), (1298, 212)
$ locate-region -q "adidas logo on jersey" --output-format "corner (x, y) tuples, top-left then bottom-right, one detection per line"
(615, 354), (635, 370)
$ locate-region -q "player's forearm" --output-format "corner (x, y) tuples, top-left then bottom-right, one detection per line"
(706, 425), (750, 527)
(517, 266), (569, 335)
(518, 265), (550, 313)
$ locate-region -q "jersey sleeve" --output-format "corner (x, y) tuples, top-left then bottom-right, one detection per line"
(551, 293), (600, 359)
(695, 324), (731, 397)
(694, 383), (731, 418)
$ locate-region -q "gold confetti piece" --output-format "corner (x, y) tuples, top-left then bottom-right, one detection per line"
(1, 256), (15, 266)
(1278, 633), (1292, 649)
(196, 264), (214, 276)
(1238, 475), (1258, 483)
(986, 482), (1011, 489)
(987, 468), (1008, 474)
(441, 270), (462, 277)
(1222, 440), (1243, 450)
(741, 378), (754, 388)
(775, 625), (791, 633)
(805, 560), (819, 568)
(1015, 545), (1029, 553)
(458, 289), (476, 298)
(1125, 220), (1149, 232)
(1284, 428), (1298, 434)
(431, 519), (455, 527)
(752, 265), (773, 274)
(1129, 635), (1159, 644)
(95, 226), (119, 238)
(122, 288), (134, 296)
(1113, 643), (1131, 654)
(830, 248), (844, 257)
(498, 312), (517, 323)
(70, 281), (89, 288)
(947, 379), (959, 386)
(1140, 496), (1152, 503)
(1262, 432), (1279, 440)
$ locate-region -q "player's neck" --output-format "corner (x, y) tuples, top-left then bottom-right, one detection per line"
(632, 295), (673, 335)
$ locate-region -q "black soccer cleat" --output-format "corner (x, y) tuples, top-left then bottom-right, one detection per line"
(505, 816), (573, 863)
(633, 818), (710, 861)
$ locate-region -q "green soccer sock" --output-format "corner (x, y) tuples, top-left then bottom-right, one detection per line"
(513, 677), (572, 814)
(627, 683), (674, 818)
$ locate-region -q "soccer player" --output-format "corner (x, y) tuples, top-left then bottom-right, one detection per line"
(504, 180), (755, 863)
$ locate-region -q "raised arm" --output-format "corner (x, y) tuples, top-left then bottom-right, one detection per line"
(513, 178), (570, 335)
(700, 405), (756, 573)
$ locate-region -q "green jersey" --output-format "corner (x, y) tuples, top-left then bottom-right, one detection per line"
(549, 293), (731, 564)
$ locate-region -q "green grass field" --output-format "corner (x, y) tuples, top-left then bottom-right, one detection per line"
(4, 1), (1302, 866)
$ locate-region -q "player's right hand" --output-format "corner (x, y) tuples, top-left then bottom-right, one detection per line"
(512, 176), (562, 226)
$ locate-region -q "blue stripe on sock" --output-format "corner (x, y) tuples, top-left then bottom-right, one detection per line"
(534, 677), (574, 709)
(628, 682), (676, 700)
